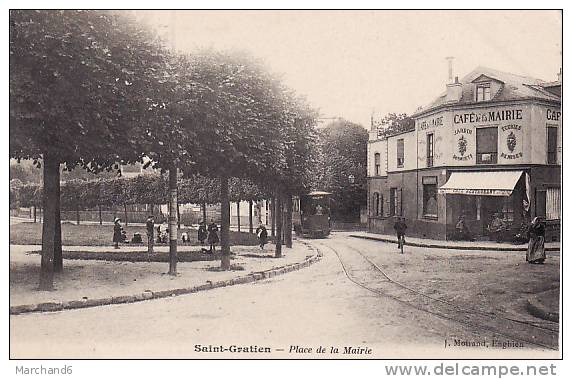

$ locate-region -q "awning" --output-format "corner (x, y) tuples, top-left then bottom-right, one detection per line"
(439, 171), (523, 196)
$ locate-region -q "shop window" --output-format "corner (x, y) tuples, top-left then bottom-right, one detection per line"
(476, 84), (491, 102)
(546, 188), (560, 220)
(426, 133), (434, 167)
(422, 177), (438, 217)
(390, 188), (401, 216)
(397, 139), (404, 168)
(476, 127), (498, 164)
(547, 127), (558, 164)
(502, 197), (514, 222)
(374, 153), (381, 176)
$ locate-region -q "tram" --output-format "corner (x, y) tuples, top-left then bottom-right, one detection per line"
(292, 191), (331, 238)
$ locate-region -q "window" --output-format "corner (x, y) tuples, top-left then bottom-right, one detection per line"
(547, 127), (558, 164)
(422, 177), (438, 217)
(536, 188), (560, 220)
(372, 192), (383, 216)
(396, 139), (404, 167)
(476, 127), (498, 164)
(426, 133), (434, 167)
(390, 188), (401, 216)
(374, 153), (381, 176)
(476, 84), (491, 102)
(546, 188), (560, 220)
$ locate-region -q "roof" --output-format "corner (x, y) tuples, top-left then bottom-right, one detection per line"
(414, 66), (561, 117)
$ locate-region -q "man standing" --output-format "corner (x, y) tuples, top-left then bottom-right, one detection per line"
(146, 215), (155, 254)
(393, 217), (407, 252)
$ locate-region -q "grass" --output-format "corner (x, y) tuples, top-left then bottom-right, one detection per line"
(10, 222), (259, 246)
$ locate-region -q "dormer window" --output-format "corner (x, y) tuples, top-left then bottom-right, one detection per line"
(476, 83), (491, 102)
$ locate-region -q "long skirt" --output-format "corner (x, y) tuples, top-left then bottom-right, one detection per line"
(527, 236), (546, 262)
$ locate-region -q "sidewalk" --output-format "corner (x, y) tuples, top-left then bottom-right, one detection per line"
(10, 242), (320, 314)
(349, 231), (561, 252)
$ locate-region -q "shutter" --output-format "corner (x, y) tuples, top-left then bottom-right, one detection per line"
(546, 188), (560, 220)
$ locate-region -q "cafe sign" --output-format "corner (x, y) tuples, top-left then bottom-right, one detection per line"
(454, 109), (523, 124)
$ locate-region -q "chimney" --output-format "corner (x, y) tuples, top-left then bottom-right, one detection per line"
(445, 56), (454, 83)
(446, 76), (462, 103)
(557, 68), (562, 82)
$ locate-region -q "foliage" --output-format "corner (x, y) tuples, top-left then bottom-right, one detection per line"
(10, 10), (170, 171)
(372, 112), (414, 138)
(18, 183), (43, 208)
(313, 119), (368, 221)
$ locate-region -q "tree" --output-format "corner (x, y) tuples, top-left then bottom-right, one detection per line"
(372, 112), (414, 138)
(177, 50), (290, 269)
(60, 179), (87, 225)
(313, 119), (368, 222)
(10, 10), (171, 289)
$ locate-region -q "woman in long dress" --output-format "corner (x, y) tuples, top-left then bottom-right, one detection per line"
(527, 217), (546, 264)
(207, 220), (219, 253)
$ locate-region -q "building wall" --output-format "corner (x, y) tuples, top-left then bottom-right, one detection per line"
(387, 131), (416, 172)
(416, 110), (452, 169)
(368, 139), (388, 177)
(530, 103), (562, 165)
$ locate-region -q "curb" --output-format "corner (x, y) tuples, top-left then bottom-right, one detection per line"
(526, 296), (559, 323)
(10, 245), (322, 316)
(349, 234), (561, 252)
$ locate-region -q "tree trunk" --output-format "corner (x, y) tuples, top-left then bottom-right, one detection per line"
(124, 204), (128, 227)
(236, 201), (241, 232)
(202, 202), (207, 223)
(151, 203), (155, 216)
(168, 166), (178, 275)
(271, 197), (276, 237)
(177, 202), (181, 229)
(76, 205), (80, 225)
(53, 166), (63, 273)
(275, 193), (283, 258)
(39, 154), (58, 290)
(249, 200), (253, 234)
(33, 206), (37, 223)
(98, 204), (102, 225)
(220, 174), (231, 270)
(285, 192), (293, 248)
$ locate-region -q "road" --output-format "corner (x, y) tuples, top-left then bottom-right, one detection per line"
(10, 233), (559, 359)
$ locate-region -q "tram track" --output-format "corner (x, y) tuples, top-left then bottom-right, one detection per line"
(310, 238), (559, 351)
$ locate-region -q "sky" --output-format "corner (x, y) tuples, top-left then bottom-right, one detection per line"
(138, 11), (560, 128)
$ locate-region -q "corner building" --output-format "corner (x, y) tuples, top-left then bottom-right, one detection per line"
(367, 67), (561, 241)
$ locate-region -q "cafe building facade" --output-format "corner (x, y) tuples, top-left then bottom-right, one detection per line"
(367, 67), (561, 241)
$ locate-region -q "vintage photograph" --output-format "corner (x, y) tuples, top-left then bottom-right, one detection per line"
(9, 10), (561, 360)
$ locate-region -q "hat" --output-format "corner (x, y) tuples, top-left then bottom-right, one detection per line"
(114, 218), (120, 223)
